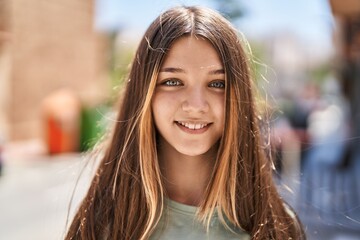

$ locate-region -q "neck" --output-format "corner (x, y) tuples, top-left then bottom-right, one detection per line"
(158, 141), (217, 206)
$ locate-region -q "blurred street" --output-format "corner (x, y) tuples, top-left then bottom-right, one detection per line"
(0, 148), (93, 240)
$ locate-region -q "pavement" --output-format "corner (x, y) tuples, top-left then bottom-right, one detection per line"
(0, 141), (94, 240)
(0, 140), (359, 240)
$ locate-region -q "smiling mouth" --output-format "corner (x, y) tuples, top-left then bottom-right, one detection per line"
(175, 121), (211, 130)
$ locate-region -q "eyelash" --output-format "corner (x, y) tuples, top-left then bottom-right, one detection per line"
(162, 79), (182, 86)
(160, 79), (225, 89)
(209, 81), (225, 89)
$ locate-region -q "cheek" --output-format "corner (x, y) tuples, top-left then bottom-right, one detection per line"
(151, 96), (162, 124)
(151, 92), (179, 122)
(152, 92), (180, 110)
(213, 96), (225, 119)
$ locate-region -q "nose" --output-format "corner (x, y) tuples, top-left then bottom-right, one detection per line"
(181, 87), (209, 113)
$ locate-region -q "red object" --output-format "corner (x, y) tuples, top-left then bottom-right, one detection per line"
(43, 89), (80, 154)
(47, 116), (63, 154)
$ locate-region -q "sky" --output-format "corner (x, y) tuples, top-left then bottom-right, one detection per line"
(95, 0), (335, 54)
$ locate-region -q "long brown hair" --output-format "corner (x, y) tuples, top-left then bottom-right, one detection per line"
(66, 6), (305, 240)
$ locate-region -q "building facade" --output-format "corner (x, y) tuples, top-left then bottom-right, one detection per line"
(0, 0), (108, 142)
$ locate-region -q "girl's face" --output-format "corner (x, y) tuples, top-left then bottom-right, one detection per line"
(151, 36), (225, 157)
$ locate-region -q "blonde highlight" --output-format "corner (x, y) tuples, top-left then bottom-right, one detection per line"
(139, 67), (164, 239)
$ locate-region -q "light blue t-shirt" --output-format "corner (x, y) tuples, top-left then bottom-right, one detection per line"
(149, 199), (250, 240)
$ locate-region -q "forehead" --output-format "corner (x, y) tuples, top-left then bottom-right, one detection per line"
(161, 36), (223, 70)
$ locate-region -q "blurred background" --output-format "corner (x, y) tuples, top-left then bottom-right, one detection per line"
(0, 0), (359, 239)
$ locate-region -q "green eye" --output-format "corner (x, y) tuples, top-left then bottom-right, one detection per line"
(209, 81), (225, 88)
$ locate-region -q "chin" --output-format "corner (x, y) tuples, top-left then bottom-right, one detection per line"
(176, 146), (213, 157)
(181, 152), (206, 157)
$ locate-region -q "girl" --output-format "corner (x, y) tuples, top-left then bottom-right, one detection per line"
(66, 6), (305, 240)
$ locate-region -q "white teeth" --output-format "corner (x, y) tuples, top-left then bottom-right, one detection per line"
(177, 121), (208, 130)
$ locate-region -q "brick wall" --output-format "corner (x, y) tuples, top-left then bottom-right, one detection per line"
(7, 0), (108, 140)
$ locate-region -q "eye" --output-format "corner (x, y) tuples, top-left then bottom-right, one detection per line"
(162, 79), (182, 86)
(209, 80), (225, 89)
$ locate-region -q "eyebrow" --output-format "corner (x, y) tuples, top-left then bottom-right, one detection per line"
(159, 67), (185, 73)
(159, 67), (225, 75)
(208, 69), (225, 75)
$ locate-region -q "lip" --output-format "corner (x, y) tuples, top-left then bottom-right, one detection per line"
(175, 121), (212, 134)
